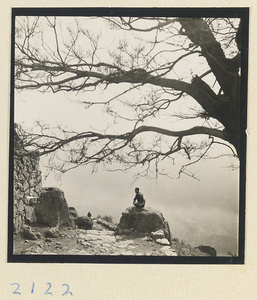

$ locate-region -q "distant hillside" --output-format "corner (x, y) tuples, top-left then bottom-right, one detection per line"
(199, 234), (237, 256)
(170, 218), (238, 256)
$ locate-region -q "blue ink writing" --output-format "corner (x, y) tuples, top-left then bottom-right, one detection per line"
(45, 283), (53, 295)
(31, 282), (35, 293)
(62, 284), (73, 296)
(11, 283), (21, 295)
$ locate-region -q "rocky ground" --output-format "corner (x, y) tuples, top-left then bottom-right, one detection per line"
(13, 219), (211, 257)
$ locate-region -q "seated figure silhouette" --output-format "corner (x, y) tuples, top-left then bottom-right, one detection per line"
(133, 187), (146, 208)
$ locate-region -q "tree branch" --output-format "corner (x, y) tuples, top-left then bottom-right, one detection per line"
(16, 124), (227, 157)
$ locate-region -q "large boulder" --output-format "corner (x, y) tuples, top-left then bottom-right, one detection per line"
(75, 216), (93, 230)
(117, 207), (171, 242)
(35, 187), (72, 227)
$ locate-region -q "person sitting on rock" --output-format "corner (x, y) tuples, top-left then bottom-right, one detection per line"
(133, 187), (146, 208)
(87, 211), (92, 218)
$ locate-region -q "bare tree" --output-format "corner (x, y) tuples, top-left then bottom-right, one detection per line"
(14, 16), (244, 178)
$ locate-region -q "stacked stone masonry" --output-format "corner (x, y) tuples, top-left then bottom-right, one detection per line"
(13, 146), (42, 233)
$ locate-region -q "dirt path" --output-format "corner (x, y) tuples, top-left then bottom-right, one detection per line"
(13, 220), (209, 256)
(14, 227), (178, 256)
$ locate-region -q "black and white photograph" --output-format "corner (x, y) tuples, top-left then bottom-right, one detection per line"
(9, 8), (248, 264)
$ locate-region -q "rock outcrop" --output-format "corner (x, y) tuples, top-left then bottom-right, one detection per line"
(44, 227), (61, 238)
(22, 227), (40, 240)
(34, 187), (72, 227)
(117, 207), (171, 242)
(75, 216), (93, 230)
(69, 207), (79, 220)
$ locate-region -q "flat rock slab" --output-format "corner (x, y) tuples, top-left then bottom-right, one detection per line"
(117, 240), (134, 246)
(77, 230), (117, 243)
(151, 230), (165, 240)
(156, 238), (170, 245)
(88, 230), (115, 236)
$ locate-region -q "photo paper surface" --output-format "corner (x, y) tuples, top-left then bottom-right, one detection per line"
(1, 1), (256, 299)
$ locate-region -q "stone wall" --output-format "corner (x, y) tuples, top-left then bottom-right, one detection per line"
(13, 130), (42, 233)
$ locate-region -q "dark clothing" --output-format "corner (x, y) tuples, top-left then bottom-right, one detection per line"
(133, 192), (145, 208)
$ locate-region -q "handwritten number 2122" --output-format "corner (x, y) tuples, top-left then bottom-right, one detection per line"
(10, 282), (73, 296)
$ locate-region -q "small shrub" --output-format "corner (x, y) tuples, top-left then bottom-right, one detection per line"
(98, 215), (113, 223)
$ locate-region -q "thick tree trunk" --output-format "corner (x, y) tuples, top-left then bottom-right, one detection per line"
(178, 18), (241, 156)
